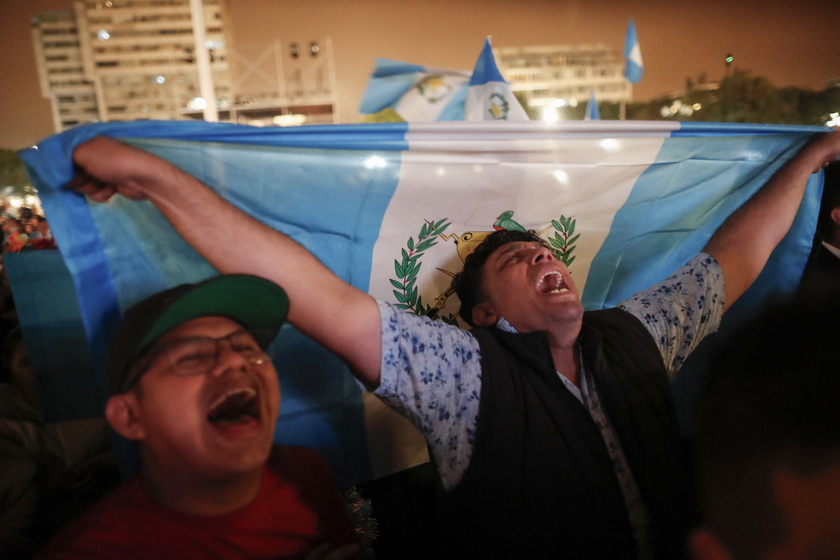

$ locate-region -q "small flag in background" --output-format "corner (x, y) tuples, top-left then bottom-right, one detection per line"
(585, 90), (601, 120)
(358, 58), (470, 122)
(465, 37), (529, 121)
(358, 39), (529, 123)
(624, 18), (644, 84)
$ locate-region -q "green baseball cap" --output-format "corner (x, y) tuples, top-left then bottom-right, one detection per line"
(106, 274), (289, 395)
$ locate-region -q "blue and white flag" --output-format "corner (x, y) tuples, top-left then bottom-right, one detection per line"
(624, 18), (644, 84)
(358, 58), (470, 122)
(465, 38), (529, 121)
(18, 120), (828, 485)
(585, 90), (601, 120)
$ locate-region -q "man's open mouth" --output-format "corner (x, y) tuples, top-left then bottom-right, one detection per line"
(536, 271), (569, 294)
(207, 387), (260, 427)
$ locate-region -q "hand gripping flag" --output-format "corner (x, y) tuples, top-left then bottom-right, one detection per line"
(17, 120), (829, 485)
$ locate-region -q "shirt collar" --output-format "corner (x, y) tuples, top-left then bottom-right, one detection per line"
(495, 316), (518, 333)
(821, 241), (840, 260)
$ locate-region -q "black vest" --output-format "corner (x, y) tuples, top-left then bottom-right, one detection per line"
(436, 308), (693, 560)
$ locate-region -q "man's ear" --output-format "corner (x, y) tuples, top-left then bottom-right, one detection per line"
(471, 301), (498, 328)
(689, 527), (734, 560)
(105, 394), (146, 441)
(830, 206), (840, 228)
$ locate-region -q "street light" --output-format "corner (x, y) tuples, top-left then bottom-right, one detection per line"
(723, 53), (734, 121)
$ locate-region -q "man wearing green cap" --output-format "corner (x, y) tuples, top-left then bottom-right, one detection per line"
(35, 275), (359, 559)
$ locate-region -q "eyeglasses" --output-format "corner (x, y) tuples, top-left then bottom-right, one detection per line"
(122, 329), (272, 391)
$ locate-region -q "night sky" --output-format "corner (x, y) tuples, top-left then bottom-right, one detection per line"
(1, 0), (838, 149)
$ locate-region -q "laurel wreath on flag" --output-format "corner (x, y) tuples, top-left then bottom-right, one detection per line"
(390, 218), (451, 316)
(416, 75), (452, 103)
(487, 93), (510, 120)
(547, 216), (579, 266)
(390, 216), (578, 317)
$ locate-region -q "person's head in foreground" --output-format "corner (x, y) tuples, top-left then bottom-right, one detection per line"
(691, 290), (840, 560)
(104, 274), (288, 500)
(452, 229), (582, 330)
(815, 161), (840, 248)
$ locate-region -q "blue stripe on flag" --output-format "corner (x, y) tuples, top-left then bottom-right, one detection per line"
(367, 58), (426, 77)
(436, 85), (469, 121)
(3, 251), (102, 422)
(583, 129), (819, 309)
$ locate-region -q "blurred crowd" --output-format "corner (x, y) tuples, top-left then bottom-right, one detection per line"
(0, 204), (56, 255)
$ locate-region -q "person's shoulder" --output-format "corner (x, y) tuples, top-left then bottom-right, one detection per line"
(268, 445), (332, 477)
(265, 446), (345, 509)
(33, 479), (145, 559)
(269, 444), (325, 460)
(583, 306), (653, 339)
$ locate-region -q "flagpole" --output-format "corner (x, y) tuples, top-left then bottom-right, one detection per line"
(620, 80), (627, 120)
(622, 17), (641, 122)
(189, 0), (218, 122)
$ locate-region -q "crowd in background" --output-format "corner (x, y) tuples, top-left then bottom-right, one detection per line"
(0, 204), (55, 255)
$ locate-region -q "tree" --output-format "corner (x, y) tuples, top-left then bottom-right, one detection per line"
(629, 69), (840, 126)
(0, 150), (31, 189)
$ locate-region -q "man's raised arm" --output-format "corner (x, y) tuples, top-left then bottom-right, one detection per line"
(704, 130), (840, 313)
(71, 136), (383, 388)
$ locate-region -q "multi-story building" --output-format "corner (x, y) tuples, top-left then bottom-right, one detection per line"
(73, 0), (235, 123)
(494, 43), (628, 117)
(30, 10), (98, 132)
(31, 0), (338, 133)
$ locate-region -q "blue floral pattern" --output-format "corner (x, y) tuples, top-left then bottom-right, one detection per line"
(374, 304), (481, 490)
(618, 254), (724, 376)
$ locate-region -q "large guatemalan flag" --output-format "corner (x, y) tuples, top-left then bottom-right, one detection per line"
(18, 120), (828, 486)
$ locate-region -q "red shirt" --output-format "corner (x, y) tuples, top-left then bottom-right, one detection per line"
(35, 446), (358, 559)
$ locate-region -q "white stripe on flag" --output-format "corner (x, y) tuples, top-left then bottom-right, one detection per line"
(368, 127), (672, 322)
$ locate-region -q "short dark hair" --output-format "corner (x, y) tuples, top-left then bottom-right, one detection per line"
(451, 230), (548, 326)
(694, 290), (840, 558)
